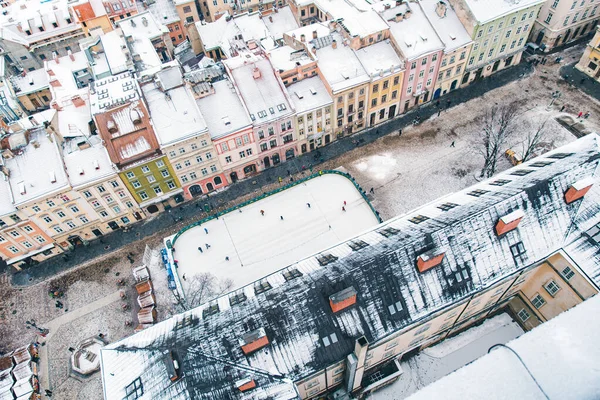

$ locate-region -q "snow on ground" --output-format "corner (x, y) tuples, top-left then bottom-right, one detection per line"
(370, 313), (524, 400)
(171, 174), (380, 294)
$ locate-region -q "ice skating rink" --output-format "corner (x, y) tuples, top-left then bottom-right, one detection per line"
(171, 173), (381, 294)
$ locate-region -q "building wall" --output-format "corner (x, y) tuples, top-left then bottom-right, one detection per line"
(279, 61), (319, 86)
(72, 2), (114, 35)
(462, 4), (540, 84)
(75, 174), (146, 237)
(365, 69), (403, 127)
(295, 104), (332, 154)
(532, 0), (599, 51)
(575, 26), (600, 79)
(104, 0), (138, 24)
(0, 214), (57, 268)
(322, 82), (369, 138)
(119, 156), (181, 207)
(16, 89), (52, 112)
(399, 51), (442, 114)
(212, 127), (260, 183)
(433, 44), (472, 98)
(167, 21), (186, 46)
(175, 0), (200, 27)
(163, 134), (228, 199)
(253, 116), (297, 170)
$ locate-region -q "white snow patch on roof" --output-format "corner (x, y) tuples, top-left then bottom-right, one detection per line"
(462, 0), (545, 24)
(264, 6), (299, 41)
(315, 32), (369, 93)
(195, 80), (251, 139)
(355, 40), (404, 78)
(286, 76), (332, 114)
(62, 135), (116, 187)
(268, 46), (313, 72)
(420, 0), (473, 52)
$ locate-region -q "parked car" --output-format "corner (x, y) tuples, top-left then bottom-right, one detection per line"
(525, 43), (541, 54)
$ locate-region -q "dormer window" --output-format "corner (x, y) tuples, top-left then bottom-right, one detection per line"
(316, 253), (338, 266)
(495, 209), (524, 236)
(329, 286), (357, 313)
(416, 251), (445, 273)
(202, 301), (219, 318)
(239, 328), (269, 355)
(565, 177), (594, 204)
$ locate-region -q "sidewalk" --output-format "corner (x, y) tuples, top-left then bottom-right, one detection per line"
(560, 62), (600, 102)
(11, 61), (533, 287)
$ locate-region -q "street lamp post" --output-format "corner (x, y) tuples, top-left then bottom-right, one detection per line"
(546, 90), (561, 111)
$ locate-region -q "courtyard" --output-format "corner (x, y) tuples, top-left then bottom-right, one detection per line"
(169, 173), (380, 295)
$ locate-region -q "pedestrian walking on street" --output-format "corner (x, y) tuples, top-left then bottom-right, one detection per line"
(398, 129), (402, 136)
(560, 105), (566, 112)
(307, 203), (311, 208)
(343, 201), (347, 206)
(580, 78), (587, 84)
(205, 243), (211, 249)
(182, 274), (186, 281)
(197, 247), (203, 253)
(260, 209), (265, 216)
(437, 109), (441, 117)
(451, 141), (455, 147)
(280, 215), (284, 220)
(204, 227), (209, 234)
(370, 187), (374, 194)
(446, 99), (451, 109)
(585, 111), (591, 119)
(225, 256), (230, 261)
(436, 99), (440, 108)
(578, 111), (583, 118)
(278, 177), (283, 183)
(342, 206), (346, 212)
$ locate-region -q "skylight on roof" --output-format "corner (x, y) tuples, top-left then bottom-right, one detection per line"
(317, 254), (338, 266)
(202, 302), (219, 318)
(229, 291), (247, 306)
(254, 279), (272, 295)
(378, 227), (400, 237)
(548, 152), (573, 159)
(349, 240), (369, 251)
(437, 202), (459, 211)
(322, 333), (338, 347)
(489, 179), (511, 186)
(511, 169), (534, 176)
(250, 114), (256, 121)
(408, 215), (429, 224)
(467, 189), (489, 197)
(282, 268), (302, 281)
(257, 110), (267, 118)
(529, 161), (554, 167)
(277, 103), (287, 111)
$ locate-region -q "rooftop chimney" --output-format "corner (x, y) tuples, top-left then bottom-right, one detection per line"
(239, 328), (269, 355)
(332, 39), (337, 49)
(52, 51), (59, 63)
(235, 378), (257, 392)
(252, 67), (261, 79)
(68, 49), (74, 61)
(47, 69), (55, 77)
(269, 15), (273, 22)
(416, 251), (445, 273)
(313, 30), (318, 39)
(565, 177), (594, 204)
(329, 286), (357, 313)
(495, 209), (525, 236)
(301, 33), (306, 42)
(394, 12), (403, 22)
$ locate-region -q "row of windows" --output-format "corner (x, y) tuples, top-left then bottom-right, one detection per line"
(372, 76), (401, 93)
(408, 65), (436, 82)
(180, 165), (218, 181)
(174, 152), (213, 170)
(125, 161), (166, 179)
(438, 64), (464, 81)
(410, 53), (438, 70)
(475, 10), (536, 38)
(561, 5), (598, 26)
(297, 108), (331, 125)
(137, 181), (177, 200)
(336, 88), (366, 104)
(469, 38), (525, 66)
(440, 51), (467, 68)
(5, 235), (47, 253)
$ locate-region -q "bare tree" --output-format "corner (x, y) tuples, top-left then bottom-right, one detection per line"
(184, 273), (235, 309)
(521, 119), (549, 162)
(479, 103), (521, 178)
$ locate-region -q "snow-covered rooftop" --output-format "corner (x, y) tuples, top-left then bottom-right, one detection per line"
(117, 11), (166, 41)
(142, 76), (208, 147)
(267, 46), (313, 72)
(233, 12), (269, 44)
(62, 135), (116, 188)
(0, 0), (81, 46)
(46, 51), (89, 99)
(100, 134), (600, 399)
(194, 13), (241, 57)
(462, 0), (545, 24)
(407, 295), (600, 400)
(137, 0), (180, 26)
(421, 0), (472, 53)
(227, 57), (293, 124)
(5, 112), (72, 205)
(55, 88), (92, 139)
(316, 0), (388, 39)
(380, 1), (445, 60)
(195, 80), (251, 139)
(263, 6), (299, 42)
(284, 21), (331, 43)
(10, 69), (48, 95)
(287, 76), (332, 114)
(355, 40), (404, 79)
(0, 168), (16, 216)
(314, 31), (369, 93)
(89, 72), (139, 115)
(100, 30), (133, 76)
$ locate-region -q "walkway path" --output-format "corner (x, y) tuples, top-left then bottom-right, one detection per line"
(37, 290), (122, 393)
(12, 61), (534, 286)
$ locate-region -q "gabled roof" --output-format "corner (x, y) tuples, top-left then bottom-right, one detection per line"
(100, 134), (600, 399)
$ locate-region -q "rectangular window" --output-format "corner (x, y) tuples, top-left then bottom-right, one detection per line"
(47, 200), (55, 207)
(117, 191), (127, 198)
(32, 206), (41, 213)
(545, 12), (553, 23)
(8, 245), (19, 253)
(132, 181), (141, 189)
(561, 266), (575, 280)
(175, 163), (182, 170)
(70, 206), (79, 213)
(141, 166), (150, 173)
(80, 215), (89, 223)
(210, 165), (217, 173)
(110, 180), (119, 188)
(517, 308), (531, 322)
(153, 187), (162, 195)
(126, 171), (135, 179)
(544, 280), (561, 296)
(147, 175), (156, 183)
(53, 226), (64, 233)
(43, 216), (53, 223)
(57, 211), (66, 218)
(9, 230), (20, 237)
(139, 191), (149, 200)
(126, 201), (134, 208)
(35, 235), (46, 243)
(23, 225), (33, 232)
(66, 221), (76, 229)
(510, 242), (526, 257)
(531, 293), (546, 309)
(161, 170), (170, 178)
(225, 156), (232, 163)
(156, 160), (165, 167)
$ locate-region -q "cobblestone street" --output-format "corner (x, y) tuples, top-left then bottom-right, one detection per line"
(1, 43), (600, 399)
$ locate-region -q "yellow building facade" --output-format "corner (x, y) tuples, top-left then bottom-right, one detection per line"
(575, 26), (600, 80)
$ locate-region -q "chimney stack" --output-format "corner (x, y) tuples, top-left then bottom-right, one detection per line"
(68, 49), (75, 61)
(52, 51), (59, 64)
(332, 39), (337, 49)
(269, 15), (273, 22)
(312, 30), (318, 39)
(301, 33), (305, 42)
